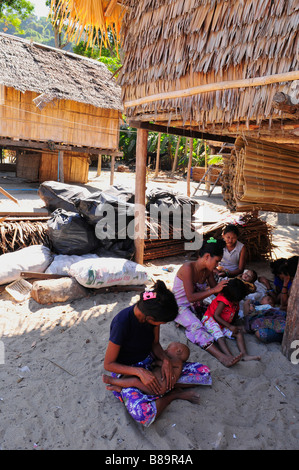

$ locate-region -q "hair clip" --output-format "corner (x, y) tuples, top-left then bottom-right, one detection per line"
(207, 237), (217, 243)
(143, 291), (157, 301)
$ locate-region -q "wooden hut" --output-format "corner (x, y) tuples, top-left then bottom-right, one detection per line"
(0, 32), (123, 184)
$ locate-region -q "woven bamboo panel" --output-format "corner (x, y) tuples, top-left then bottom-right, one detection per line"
(222, 137), (299, 213)
(39, 151), (89, 184)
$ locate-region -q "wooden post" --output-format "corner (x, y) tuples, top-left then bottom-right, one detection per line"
(187, 138), (193, 197)
(281, 264), (299, 361)
(110, 155), (115, 185)
(171, 136), (181, 175)
(97, 154), (102, 176)
(58, 150), (64, 182)
(134, 128), (148, 265)
(154, 132), (162, 177)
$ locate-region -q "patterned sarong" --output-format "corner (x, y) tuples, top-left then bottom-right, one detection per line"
(110, 355), (212, 426)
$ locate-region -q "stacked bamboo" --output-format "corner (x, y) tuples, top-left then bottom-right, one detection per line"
(0, 220), (51, 255)
(144, 219), (195, 260)
(222, 137), (299, 213)
(200, 213), (273, 261)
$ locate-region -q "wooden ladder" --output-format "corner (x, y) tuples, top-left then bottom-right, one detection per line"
(192, 165), (223, 197)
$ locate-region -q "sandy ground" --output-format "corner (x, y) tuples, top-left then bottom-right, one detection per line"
(0, 168), (298, 450)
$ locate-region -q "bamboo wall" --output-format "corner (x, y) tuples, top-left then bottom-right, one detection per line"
(39, 151), (89, 184)
(0, 87), (121, 150)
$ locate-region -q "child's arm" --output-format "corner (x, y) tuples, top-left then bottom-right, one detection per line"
(213, 301), (239, 334)
(180, 263), (228, 303)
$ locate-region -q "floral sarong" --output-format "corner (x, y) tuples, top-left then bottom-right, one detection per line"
(111, 355), (212, 427)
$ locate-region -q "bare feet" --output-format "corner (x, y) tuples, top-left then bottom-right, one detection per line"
(102, 374), (123, 392)
(242, 354), (261, 361)
(169, 387), (201, 404)
(105, 384), (122, 392)
(220, 352), (243, 368)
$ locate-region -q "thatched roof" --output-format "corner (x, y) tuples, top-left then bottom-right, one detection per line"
(118, 0), (299, 130)
(0, 32), (122, 111)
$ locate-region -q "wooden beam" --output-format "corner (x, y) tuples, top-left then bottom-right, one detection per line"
(110, 155), (115, 185)
(0, 139), (123, 156)
(129, 120), (235, 144)
(125, 70), (299, 108)
(97, 154), (102, 176)
(0, 187), (19, 205)
(134, 128), (148, 265)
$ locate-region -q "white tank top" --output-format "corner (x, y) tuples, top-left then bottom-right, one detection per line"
(221, 240), (244, 271)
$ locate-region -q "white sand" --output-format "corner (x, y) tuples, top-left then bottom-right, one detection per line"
(0, 170), (298, 450)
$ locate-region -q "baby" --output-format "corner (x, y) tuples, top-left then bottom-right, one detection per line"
(102, 342), (190, 395)
(243, 294), (275, 316)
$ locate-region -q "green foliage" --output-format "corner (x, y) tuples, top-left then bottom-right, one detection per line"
(0, 0), (34, 33)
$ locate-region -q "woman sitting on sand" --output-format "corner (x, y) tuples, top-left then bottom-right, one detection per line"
(103, 341), (191, 395)
(103, 280), (212, 427)
(173, 237), (243, 367)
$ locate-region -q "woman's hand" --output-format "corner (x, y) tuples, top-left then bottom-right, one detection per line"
(137, 368), (162, 394)
(213, 278), (229, 293)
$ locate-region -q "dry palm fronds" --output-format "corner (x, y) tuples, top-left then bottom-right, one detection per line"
(0, 221), (51, 255)
(50, 0), (126, 50)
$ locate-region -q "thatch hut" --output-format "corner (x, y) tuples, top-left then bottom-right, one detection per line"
(0, 32), (123, 184)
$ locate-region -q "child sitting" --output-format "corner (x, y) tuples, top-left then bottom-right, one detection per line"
(216, 224), (247, 278)
(102, 342), (190, 395)
(201, 278), (261, 362)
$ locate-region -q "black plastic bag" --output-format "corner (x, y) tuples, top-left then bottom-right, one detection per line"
(47, 208), (100, 255)
(38, 181), (91, 213)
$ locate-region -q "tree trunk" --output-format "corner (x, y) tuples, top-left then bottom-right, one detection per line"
(281, 264), (299, 361)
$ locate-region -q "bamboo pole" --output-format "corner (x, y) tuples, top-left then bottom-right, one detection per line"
(171, 136), (181, 175)
(97, 154), (102, 176)
(124, 70), (299, 108)
(58, 151), (64, 183)
(134, 128), (148, 265)
(110, 155), (115, 185)
(0, 187), (18, 205)
(154, 132), (162, 177)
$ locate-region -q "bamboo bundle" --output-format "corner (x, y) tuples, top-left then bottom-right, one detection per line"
(0, 220), (51, 255)
(144, 213), (196, 260)
(222, 137), (299, 213)
(199, 213), (274, 261)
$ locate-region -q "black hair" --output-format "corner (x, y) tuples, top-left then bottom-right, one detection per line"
(222, 224), (239, 237)
(137, 280), (178, 322)
(221, 278), (248, 302)
(270, 258), (287, 276)
(198, 238), (226, 258)
(246, 269), (258, 283)
(277, 256), (299, 278)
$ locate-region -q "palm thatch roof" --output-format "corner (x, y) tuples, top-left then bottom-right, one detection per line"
(118, 0), (299, 144)
(51, 1), (299, 147)
(0, 32), (122, 111)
